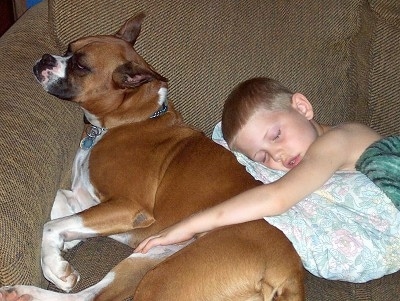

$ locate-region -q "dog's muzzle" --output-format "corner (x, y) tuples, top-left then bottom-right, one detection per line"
(33, 54), (76, 100)
(33, 54), (58, 82)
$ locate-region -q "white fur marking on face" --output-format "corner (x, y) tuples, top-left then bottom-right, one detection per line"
(39, 55), (71, 91)
(157, 87), (168, 106)
(42, 55), (70, 81)
(51, 55), (70, 78)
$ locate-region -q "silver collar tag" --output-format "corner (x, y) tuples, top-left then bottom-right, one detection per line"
(80, 125), (107, 150)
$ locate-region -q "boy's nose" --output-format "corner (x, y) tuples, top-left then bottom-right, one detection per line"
(270, 152), (282, 163)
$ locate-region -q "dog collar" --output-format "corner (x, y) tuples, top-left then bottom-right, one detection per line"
(80, 103), (167, 150)
(150, 103), (168, 119)
(80, 125), (107, 150)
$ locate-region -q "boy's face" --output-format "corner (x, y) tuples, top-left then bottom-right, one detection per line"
(231, 102), (318, 171)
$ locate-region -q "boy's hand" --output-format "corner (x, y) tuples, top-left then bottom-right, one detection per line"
(134, 221), (196, 254)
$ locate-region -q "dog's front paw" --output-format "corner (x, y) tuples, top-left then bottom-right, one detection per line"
(41, 257), (80, 292)
(41, 218), (81, 292)
(0, 287), (32, 301)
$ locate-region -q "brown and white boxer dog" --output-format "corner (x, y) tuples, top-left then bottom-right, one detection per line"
(0, 14), (304, 301)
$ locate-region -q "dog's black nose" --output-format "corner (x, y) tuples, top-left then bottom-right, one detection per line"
(40, 54), (57, 68)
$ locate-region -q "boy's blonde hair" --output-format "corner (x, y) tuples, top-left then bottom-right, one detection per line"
(221, 77), (294, 148)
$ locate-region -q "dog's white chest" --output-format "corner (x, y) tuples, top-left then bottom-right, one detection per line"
(50, 129), (106, 220)
(72, 128), (106, 201)
(72, 148), (97, 200)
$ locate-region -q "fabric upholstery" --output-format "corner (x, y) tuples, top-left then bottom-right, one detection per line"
(367, 4), (400, 136)
(48, 0), (400, 137)
(0, 0), (399, 300)
(50, 0), (368, 136)
(0, 1), (82, 287)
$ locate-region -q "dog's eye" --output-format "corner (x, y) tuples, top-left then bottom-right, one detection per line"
(76, 61), (87, 71)
(71, 56), (90, 73)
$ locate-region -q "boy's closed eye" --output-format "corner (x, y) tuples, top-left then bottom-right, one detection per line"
(273, 129), (281, 141)
(254, 151), (269, 163)
(267, 125), (281, 142)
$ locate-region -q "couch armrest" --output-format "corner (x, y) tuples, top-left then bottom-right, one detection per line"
(0, 1), (83, 287)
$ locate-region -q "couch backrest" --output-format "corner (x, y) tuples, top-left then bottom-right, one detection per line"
(362, 0), (400, 135)
(48, 0), (400, 136)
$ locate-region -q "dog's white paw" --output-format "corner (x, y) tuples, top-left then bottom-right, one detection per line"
(41, 256), (80, 292)
(40, 216), (86, 292)
(0, 287), (32, 301)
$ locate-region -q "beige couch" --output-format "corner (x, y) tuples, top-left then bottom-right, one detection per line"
(0, 0), (399, 299)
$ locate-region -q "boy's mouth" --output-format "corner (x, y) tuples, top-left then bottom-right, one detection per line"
(284, 155), (301, 169)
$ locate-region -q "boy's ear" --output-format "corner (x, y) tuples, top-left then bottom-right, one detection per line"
(291, 93), (314, 120)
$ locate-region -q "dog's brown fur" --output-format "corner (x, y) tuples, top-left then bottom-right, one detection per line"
(0, 13), (304, 301)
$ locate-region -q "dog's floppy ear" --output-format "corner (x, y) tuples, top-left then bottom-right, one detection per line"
(115, 13), (146, 45)
(112, 62), (168, 88)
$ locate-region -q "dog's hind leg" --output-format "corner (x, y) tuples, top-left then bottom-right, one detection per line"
(0, 266), (127, 301)
(86, 245), (191, 301)
(0, 245), (188, 301)
(271, 270), (305, 301)
(257, 270), (305, 301)
(134, 221), (305, 301)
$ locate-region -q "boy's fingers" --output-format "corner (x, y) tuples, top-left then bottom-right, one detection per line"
(142, 237), (161, 253)
(134, 236), (161, 253)
(134, 239), (149, 253)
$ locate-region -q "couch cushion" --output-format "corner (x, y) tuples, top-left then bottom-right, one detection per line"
(49, 0), (364, 136)
(366, 0), (400, 136)
(0, 1), (83, 287)
(305, 270), (400, 300)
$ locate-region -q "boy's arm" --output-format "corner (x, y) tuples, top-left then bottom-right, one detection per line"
(198, 134), (343, 225)
(135, 138), (341, 253)
(135, 124), (380, 253)
(134, 165), (329, 254)
(269, 122), (381, 208)
(134, 185), (278, 253)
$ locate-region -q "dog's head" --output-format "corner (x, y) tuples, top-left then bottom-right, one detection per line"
(33, 13), (168, 127)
